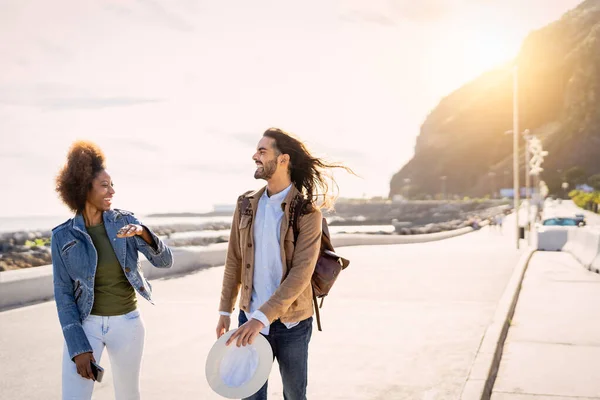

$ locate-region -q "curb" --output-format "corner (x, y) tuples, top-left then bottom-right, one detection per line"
(459, 247), (536, 400)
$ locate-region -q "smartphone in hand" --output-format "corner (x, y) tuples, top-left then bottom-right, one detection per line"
(90, 361), (104, 382)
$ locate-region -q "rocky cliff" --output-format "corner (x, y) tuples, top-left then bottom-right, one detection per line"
(390, 0), (600, 198)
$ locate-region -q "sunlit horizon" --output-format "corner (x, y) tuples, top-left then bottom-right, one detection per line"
(0, 0), (583, 218)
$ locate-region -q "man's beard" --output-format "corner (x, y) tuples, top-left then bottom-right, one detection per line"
(254, 159), (277, 180)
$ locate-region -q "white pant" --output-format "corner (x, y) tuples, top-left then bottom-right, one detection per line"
(62, 309), (146, 400)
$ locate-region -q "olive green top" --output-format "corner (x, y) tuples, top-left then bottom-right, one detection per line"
(87, 223), (137, 316)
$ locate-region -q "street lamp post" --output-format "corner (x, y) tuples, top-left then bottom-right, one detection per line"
(523, 129), (531, 204)
(504, 67), (535, 248)
(512, 66), (520, 249)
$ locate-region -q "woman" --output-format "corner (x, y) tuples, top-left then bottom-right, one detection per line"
(51, 141), (173, 400)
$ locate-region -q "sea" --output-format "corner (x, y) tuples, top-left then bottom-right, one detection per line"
(0, 215), (394, 237)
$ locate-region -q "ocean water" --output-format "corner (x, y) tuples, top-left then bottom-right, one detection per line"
(0, 216), (73, 233)
(0, 215), (231, 233)
(0, 215), (394, 235)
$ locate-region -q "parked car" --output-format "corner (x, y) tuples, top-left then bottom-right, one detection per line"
(541, 217), (584, 227)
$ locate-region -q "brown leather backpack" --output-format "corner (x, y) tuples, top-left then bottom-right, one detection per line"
(290, 195), (350, 331)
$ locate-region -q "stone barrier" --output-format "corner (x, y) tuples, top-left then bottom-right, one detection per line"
(535, 227), (573, 251)
(561, 226), (600, 270)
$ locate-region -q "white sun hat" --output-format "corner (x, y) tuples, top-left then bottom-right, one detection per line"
(205, 329), (274, 399)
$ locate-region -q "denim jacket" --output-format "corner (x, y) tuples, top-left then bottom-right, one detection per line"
(51, 209), (173, 360)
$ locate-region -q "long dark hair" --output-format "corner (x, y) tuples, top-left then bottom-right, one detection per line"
(263, 128), (355, 210)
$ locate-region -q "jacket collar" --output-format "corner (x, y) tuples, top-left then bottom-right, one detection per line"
(72, 210), (119, 231)
(245, 184), (302, 215)
(72, 213), (87, 232)
(102, 209), (119, 223)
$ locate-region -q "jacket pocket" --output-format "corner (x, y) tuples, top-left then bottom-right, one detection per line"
(286, 286), (313, 315)
(61, 240), (77, 254)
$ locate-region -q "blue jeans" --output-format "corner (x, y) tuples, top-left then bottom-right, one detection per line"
(238, 312), (313, 400)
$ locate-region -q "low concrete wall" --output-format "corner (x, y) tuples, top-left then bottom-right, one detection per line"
(140, 244), (229, 280)
(332, 227), (473, 248)
(0, 227), (474, 311)
(591, 249), (600, 274)
(536, 228), (574, 251)
(561, 226), (600, 271)
(0, 245), (231, 310)
(0, 265), (54, 310)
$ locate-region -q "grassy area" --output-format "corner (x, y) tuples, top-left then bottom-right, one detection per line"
(569, 190), (600, 213)
(24, 238), (50, 247)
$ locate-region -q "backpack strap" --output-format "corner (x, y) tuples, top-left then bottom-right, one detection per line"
(290, 194), (307, 243)
(312, 286), (323, 331)
(289, 195), (324, 331)
(237, 190), (254, 217)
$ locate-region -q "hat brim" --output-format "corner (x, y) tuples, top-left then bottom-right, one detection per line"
(205, 328), (273, 399)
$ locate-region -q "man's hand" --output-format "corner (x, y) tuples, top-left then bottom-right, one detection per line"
(226, 319), (265, 347)
(73, 352), (96, 380)
(216, 315), (231, 339)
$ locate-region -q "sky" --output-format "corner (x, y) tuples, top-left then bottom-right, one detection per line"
(0, 0), (584, 217)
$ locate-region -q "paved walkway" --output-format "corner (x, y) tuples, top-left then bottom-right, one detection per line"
(0, 223), (522, 399)
(492, 251), (600, 399)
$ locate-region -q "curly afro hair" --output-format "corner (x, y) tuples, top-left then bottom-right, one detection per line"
(55, 141), (106, 213)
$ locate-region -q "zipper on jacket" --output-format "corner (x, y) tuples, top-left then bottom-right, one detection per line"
(61, 240), (77, 253)
(74, 280), (82, 302)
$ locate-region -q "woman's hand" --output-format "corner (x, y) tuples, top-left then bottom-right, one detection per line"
(118, 223), (157, 248)
(73, 352), (96, 380)
(117, 224), (143, 238)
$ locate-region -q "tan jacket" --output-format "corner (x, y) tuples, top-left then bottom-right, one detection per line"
(219, 185), (322, 324)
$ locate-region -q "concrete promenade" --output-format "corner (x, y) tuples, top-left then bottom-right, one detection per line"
(491, 250), (600, 399)
(0, 222), (522, 399)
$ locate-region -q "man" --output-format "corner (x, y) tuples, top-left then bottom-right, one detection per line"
(216, 128), (348, 400)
